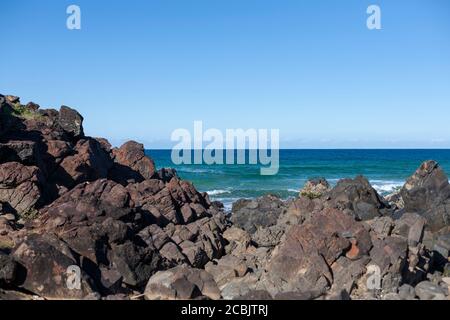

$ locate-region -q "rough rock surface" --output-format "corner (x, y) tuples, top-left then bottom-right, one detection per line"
(300, 178), (330, 199)
(144, 265), (221, 300)
(325, 176), (392, 221)
(231, 194), (287, 234)
(400, 160), (450, 231)
(265, 208), (372, 296)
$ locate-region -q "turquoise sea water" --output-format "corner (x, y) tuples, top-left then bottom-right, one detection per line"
(146, 149), (450, 210)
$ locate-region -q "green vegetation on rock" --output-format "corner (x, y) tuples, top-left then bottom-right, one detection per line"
(2, 102), (42, 120)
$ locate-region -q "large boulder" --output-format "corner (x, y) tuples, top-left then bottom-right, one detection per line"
(415, 281), (446, 300)
(0, 252), (18, 286)
(0, 140), (38, 165)
(326, 176), (391, 221)
(12, 234), (96, 299)
(0, 162), (42, 215)
(265, 208), (372, 297)
(400, 160), (450, 231)
(110, 141), (156, 184)
(144, 265), (221, 300)
(58, 106), (84, 139)
(231, 194), (287, 234)
(54, 138), (113, 189)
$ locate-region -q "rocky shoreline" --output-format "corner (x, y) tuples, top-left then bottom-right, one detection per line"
(0, 94), (449, 300)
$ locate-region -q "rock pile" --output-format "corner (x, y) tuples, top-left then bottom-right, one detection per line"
(0, 95), (227, 299)
(0, 94), (449, 300)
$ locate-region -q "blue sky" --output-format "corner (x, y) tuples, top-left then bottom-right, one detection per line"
(1, 0), (450, 148)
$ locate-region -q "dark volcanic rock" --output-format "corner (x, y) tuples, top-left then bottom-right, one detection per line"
(231, 195), (287, 234)
(58, 105), (84, 139)
(12, 234), (96, 299)
(265, 208), (372, 296)
(110, 141), (156, 184)
(0, 140), (38, 165)
(326, 175), (391, 221)
(0, 162), (42, 215)
(0, 252), (18, 285)
(32, 179), (165, 291)
(400, 160), (450, 231)
(54, 138), (113, 188)
(3, 93), (450, 301)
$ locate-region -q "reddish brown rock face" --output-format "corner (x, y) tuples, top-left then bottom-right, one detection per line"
(266, 208), (372, 295)
(345, 239), (361, 260)
(111, 141), (156, 183)
(12, 234), (96, 299)
(56, 138), (113, 188)
(0, 162), (42, 215)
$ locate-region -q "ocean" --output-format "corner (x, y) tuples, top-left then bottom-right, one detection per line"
(146, 149), (450, 211)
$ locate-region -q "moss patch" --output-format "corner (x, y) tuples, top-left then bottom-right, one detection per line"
(300, 191), (323, 199)
(0, 237), (15, 250)
(20, 208), (39, 221)
(2, 102), (42, 120)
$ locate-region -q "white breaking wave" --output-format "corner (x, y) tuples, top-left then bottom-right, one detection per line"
(370, 180), (404, 194)
(206, 189), (232, 196)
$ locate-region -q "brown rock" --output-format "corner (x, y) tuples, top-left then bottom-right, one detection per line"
(56, 138), (113, 188)
(266, 208), (372, 295)
(12, 234), (95, 299)
(0, 162), (42, 215)
(400, 160), (450, 231)
(111, 141), (156, 183)
(58, 105), (84, 138)
(326, 176), (391, 221)
(144, 265), (220, 300)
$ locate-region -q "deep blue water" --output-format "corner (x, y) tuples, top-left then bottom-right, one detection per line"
(145, 149), (450, 210)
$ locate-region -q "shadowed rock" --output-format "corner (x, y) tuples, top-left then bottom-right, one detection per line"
(110, 141), (156, 184)
(231, 194), (287, 234)
(58, 106), (84, 139)
(326, 175), (391, 221)
(400, 160), (450, 231)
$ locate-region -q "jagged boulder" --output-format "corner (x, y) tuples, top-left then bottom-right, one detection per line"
(0, 162), (42, 215)
(0, 140), (38, 165)
(300, 178), (330, 199)
(54, 138), (113, 188)
(231, 194), (287, 234)
(264, 208), (372, 297)
(326, 176), (391, 221)
(400, 160), (450, 231)
(110, 141), (156, 184)
(0, 252), (18, 285)
(58, 106), (84, 139)
(12, 234), (96, 299)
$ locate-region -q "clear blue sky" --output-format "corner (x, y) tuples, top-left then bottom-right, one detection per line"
(1, 0), (450, 148)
